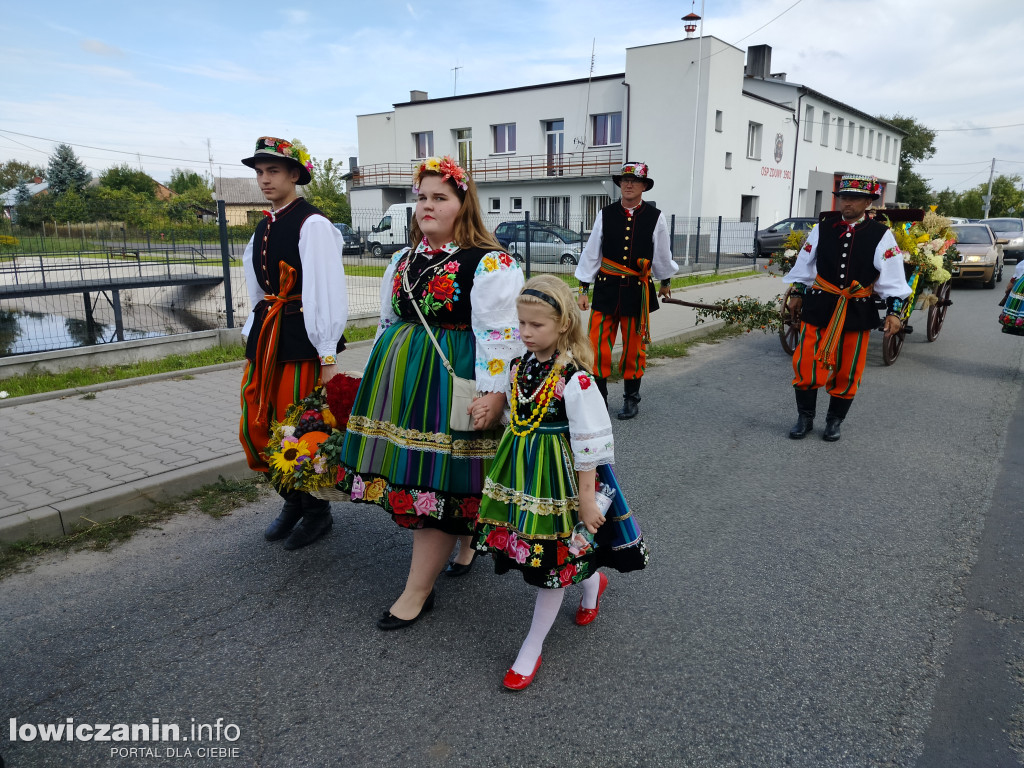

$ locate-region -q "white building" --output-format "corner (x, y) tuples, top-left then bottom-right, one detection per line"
(349, 37), (903, 235)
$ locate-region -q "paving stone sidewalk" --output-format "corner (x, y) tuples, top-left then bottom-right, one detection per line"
(0, 270), (785, 543)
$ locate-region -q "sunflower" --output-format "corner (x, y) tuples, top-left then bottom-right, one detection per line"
(269, 439), (311, 475)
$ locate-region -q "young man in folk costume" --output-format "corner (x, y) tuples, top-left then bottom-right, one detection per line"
(783, 174), (911, 441)
(575, 162), (678, 420)
(238, 136), (349, 548)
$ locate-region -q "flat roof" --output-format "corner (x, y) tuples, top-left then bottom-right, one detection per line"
(387, 73), (625, 109)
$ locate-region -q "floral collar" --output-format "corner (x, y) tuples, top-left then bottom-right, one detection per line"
(415, 237), (460, 257)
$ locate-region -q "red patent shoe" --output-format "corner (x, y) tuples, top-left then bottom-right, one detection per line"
(502, 656), (542, 691)
(575, 571), (609, 626)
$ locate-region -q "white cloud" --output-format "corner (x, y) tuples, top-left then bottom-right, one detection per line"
(80, 38), (124, 57)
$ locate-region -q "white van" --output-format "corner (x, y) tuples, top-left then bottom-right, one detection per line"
(366, 203), (415, 258)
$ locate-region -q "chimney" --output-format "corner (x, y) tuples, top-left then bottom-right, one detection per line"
(409, 90), (428, 102)
(745, 44), (772, 79)
(348, 156), (358, 175)
(33, 176), (42, 184)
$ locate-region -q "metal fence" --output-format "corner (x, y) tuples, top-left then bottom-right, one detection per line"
(0, 207), (759, 357)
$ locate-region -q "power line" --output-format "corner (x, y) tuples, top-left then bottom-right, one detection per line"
(733, 0), (806, 45)
(932, 122), (1024, 133)
(0, 127), (223, 164)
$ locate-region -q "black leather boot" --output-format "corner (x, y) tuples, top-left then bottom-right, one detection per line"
(283, 493), (334, 550)
(788, 388), (817, 439)
(822, 396), (852, 442)
(265, 489), (304, 541)
(595, 377), (609, 405)
(618, 378), (641, 420)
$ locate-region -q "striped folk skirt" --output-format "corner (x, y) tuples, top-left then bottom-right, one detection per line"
(474, 423), (648, 589)
(999, 273), (1024, 335)
(339, 320), (501, 535)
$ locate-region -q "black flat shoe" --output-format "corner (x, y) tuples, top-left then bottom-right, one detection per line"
(376, 590), (436, 631)
(445, 552), (477, 577)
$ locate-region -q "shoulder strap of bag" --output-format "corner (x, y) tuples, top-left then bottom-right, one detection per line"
(401, 251), (457, 377)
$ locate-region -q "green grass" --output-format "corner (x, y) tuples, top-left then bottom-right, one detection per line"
(0, 344), (248, 398)
(0, 476), (268, 581)
(550, 268), (759, 290)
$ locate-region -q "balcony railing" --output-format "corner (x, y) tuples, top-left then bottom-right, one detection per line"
(350, 149), (622, 188)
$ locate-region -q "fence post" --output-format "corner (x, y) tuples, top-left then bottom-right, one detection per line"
(695, 217), (702, 265)
(524, 210), (532, 278)
(753, 216), (759, 259)
(715, 216), (722, 272)
(669, 214), (676, 258)
(218, 200), (235, 329)
(111, 290), (125, 342)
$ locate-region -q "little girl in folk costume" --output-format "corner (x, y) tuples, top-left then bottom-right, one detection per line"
(472, 274), (648, 690)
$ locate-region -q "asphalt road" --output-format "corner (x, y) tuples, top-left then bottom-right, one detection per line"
(3, 281), (1024, 768)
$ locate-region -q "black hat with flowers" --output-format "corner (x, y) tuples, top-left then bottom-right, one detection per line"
(834, 174), (881, 200)
(241, 137), (314, 186)
(612, 161), (654, 190)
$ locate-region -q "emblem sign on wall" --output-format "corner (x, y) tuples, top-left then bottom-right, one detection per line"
(762, 132), (791, 180)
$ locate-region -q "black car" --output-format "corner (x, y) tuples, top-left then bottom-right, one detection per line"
(754, 217), (817, 257)
(333, 222), (363, 255)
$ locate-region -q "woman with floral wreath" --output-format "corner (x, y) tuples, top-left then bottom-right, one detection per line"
(339, 156), (524, 629)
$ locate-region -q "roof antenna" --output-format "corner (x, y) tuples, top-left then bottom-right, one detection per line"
(575, 38), (596, 148)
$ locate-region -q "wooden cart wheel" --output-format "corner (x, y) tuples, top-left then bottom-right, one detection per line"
(926, 280), (952, 342)
(882, 325), (905, 365)
(779, 285), (801, 355)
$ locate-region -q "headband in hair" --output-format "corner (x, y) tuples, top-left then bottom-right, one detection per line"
(413, 156), (470, 193)
(521, 288), (561, 312)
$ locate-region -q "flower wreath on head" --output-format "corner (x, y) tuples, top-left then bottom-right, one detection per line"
(413, 155), (469, 193)
(268, 138), (314, 175)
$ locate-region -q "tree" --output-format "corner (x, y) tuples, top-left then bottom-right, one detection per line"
(99, 164), (157, 197)
(931, 175), (1023, 219)
(168, 168), (213, 198)
(46, 143), (91, 197)
(877, 114), (937, 208)
(0, 160), (44, 191)
(305, 156), (351, 224)
(986, 174), (1024, 218)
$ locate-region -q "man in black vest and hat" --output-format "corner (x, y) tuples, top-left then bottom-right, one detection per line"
(784, 174), (911, 441)
(575, 162), (677, 419)
(238, 136), (348, 548)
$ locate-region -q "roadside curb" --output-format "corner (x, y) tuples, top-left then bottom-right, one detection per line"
(0, 455), (254, 544)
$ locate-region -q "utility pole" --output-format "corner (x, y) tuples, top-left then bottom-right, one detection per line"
(983, 157), (996, 218)
(207, 139), (215, 184)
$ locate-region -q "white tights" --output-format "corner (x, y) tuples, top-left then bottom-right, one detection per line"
(510, 571), (605, 675)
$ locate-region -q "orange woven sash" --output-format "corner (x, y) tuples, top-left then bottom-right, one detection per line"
(599, 257), (653, 343)
(812, 275), (873, 368)
(247, 261), (301, 426)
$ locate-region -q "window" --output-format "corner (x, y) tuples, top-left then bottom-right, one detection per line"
(493, 123), (516, 154)
(858, 126), (865, 155)
(489, 197), (500, 212)
(836, 118), (845, 149)
(413, 131), (433, 158)
(456, 128), (472, 171)
(581, 195), (610, 230)
(876, 133), (883, 160)
(868, 129), (875, 158)
(746, 122), (763, 160)
(592, 113), (622, 146)
(892, 139), (900, 164)
(511, 197), (523, 211)
(803, 105), (814, 142)
(821, 111), (830, 146)
(715, 110), (723, 132)
(884, 135), (891, 163)
(533, 195), (570, 227)
(725, 152), (733, 170)
(847, 121), (855, 153)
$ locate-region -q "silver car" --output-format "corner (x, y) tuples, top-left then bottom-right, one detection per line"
(979, 218), (1024, 263)
(499, 222), (584, 265)
(950, 224), (1004, 288)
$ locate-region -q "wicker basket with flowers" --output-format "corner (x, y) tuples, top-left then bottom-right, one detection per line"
(264, 372), (361, 501)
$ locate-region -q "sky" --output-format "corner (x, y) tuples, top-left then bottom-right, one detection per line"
(2, 0), (1022, 194)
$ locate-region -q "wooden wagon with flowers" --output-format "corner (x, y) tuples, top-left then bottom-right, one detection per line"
(774, 208), (955, 365)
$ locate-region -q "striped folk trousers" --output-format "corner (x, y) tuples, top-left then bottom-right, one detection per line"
(589, 309), (647, 380)
(239, 359), (320, 472)
(791, 322), (870, 398)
